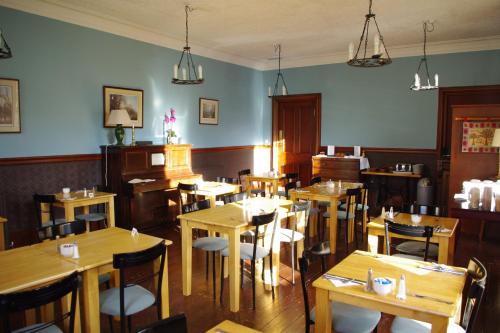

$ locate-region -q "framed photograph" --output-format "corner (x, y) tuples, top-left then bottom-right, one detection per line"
(103, 86), (143, 128)
(0, 78), (20, 133)
(199, 98), (219, 125)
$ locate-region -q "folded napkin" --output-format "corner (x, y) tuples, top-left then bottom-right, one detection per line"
(434, 225), (451, 233)
(323, 273), (365, 287)
(419, 263), (464, 275)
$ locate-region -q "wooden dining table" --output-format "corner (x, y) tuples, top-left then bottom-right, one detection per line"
(289, 182), (363, 254)
(43, 191), (116, 227)
(245, 173), (286, 197)
(206, 320), (262, 333)
(313, 250), (467, 333)
(179, 197), (291, 312)
(367, 213), (459, 264)
(32, 227), (172, 333)
(182, 180), (240, 207)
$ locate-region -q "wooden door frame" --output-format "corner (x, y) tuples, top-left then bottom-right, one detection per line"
(271, 93), (322, 172)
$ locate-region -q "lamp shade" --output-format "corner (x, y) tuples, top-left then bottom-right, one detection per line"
(492, 129), (500, 147)
(107, 109), (131, 126)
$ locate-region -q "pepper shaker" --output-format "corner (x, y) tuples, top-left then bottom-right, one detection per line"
(365, 268), (374, 292)
(397, 274), (406, 300)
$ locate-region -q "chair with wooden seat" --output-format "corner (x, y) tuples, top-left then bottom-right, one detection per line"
(33, 194), (67, 228)
(384, 219), (434, 261)
(99, 241), (167, 333)
(277, 172), (299, 197)
(75, 185), (109, 231)
(0, 271), (79, 333)
(391, 257), (487, 333)
(182, 199), (227, 300)
(135, 313), (188, 333)
(238, 169), (265, 197)
(299, 253), (381, 333)
(220, 210), (278, 309)
(278, 201), (310, 284)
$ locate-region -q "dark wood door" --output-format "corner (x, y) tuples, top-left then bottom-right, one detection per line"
(272, 94), (321, 186)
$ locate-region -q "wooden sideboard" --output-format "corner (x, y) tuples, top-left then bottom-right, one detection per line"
(101, 144), (201, 230)
(312, 156), (360, 182)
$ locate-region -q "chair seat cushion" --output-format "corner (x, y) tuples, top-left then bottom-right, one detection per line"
(396, 241), (438, 257)
(279, 228), (305, 243)
(41, 218), (66, 227)
(250, 189), (265, 196)
(193, 237), (228, 252)
(75, 213), (107, 222)
(392, 253), (437, 263)
(222, 243), (269, 260)
(323, 210), (352, 220)
(277, 190), (286, 197)
(391, 316), (464, 333)
(100, 285), (155, 316)
(13, 324), (63, 333)
(318, 201), (330, 207)
(310, 301), (381, 333)
(310, 241), (331, 255)
(339, 203), (369, 211)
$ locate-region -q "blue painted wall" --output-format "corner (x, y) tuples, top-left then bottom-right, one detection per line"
(263, 50), (500, 149)
(0, 6), (264, 157)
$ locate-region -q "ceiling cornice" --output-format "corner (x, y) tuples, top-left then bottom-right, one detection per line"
(2, 0), (500, 72)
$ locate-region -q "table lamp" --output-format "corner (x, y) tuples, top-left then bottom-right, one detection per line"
(492, 129), (500, 179)
(107, 109), (131, 145)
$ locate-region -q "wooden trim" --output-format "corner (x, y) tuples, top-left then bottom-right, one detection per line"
(319, 146), (436, 155)
(0, 154), (101, 166)
(191, 145), (268, 153)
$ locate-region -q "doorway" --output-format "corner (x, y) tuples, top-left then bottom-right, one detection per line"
(271, 94), (321, 186)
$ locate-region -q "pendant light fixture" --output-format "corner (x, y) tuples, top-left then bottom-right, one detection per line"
(268, 44), (289, 97)
(0, 29), (12, 59)
(410, 21), (439, 91)
(172, 5), (203, 85)
(347, 0), (391, 68)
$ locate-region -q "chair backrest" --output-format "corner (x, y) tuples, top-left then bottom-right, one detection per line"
(135, 313), (188, 333)
(237, 169), (251, 184)
(178, 183), (198, 206)
(299, 253), (322, 333)
(221, 192), (248, 204)
(250, 211), (278, 260)
(285, 172), (299, 182)
(461, 257), (487, 332)
(113, 241), (167, 333)
(343, 188), (361, 220)
(181, 199), (211, 214)
(33, 193), (58, 227)
(290, 201), (311, 244)
(0, 271), (79, 333)
(310, 176), (322, 185)
(284, 181), (297, 198)
(38, 219), (87, 242)
(216, 176), (238, 184)
(405, 203), (441, 217)
(384, 220), (434, 261)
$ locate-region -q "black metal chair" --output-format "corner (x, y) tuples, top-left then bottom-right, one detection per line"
(37, 219), (87, 242)
(135, 313), (188, 333)
(310, 176), (322, 185)
(216, 176), (239, 184)
(384, 219), (434, 262)
(238, 169), (265, 197)
(182, 199), (227, 300)
(33, 193), (67, 228)
(76, 184), (109, 231)
(221, 191), (248, 204)
(299, 253), (381, 333)
(391, 257), (487, 333)
(277, 172), (299, 197)
(220, 210), (278, 309)
(178, 183), (199, 207)
(99, 241), (167, 333)
(0, 271), (79, 333)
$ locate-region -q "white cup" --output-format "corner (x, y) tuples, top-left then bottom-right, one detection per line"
(62, 187), (70, 198)
(469, 187), (480, 209)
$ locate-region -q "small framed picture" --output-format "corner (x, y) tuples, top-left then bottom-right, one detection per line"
(199, 98), (219, 125)
(0, 78), (20, 133)
(103, 86), (143, 128)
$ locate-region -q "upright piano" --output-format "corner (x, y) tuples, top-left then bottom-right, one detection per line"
(101, 144), (201, 230)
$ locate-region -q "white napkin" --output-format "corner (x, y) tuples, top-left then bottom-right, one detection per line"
(327, 277), (359, 287)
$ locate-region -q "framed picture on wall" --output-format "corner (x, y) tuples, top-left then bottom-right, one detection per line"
(103, 86), (144, 128)
(199, 98), (219, 125)
(0, 78), (20, 133)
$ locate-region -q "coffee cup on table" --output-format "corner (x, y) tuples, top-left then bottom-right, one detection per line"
(62, 187), (70, 199)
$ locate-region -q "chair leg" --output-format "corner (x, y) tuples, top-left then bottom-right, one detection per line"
(220, 256), (225, 304)
(270, 254), (275, 300)
(212, 251), (216, 300)
(127, 316), (132, 333)
(345, 220), (349, 255)
(291, 242), (295, 285)
(205, 252), (209, 280)
(251, 260), (256, 310)
(240, 259), (244, 288)
(108, 315), (113, 333)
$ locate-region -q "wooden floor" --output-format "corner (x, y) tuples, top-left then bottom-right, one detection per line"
(99, 224), (500, 333)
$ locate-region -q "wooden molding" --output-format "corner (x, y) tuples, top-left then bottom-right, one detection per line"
(191, 145), (264, 153)
(0, 153), (101, 166)
(319, 146), (436, 155)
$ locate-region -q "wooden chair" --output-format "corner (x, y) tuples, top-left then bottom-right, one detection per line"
(384, 219), (434, 261)
(37, 219), (87, 242)
(33, 193), (66, 228)
(75, 184), (109, 230)
(277, 172), (299, 197)
(221, 191), (248, 204)
(0, 271), (79, 333)
(182, 199), (227, 300)
(177, 183), (198, 207)
(391, 257), (487, 333)
(216, 176), (239, 184)
(99, 241), (167, 333)
(135, 313), (187, 333)
(237, 169), (265, 197)
(299, 253), (381, 333)
(220, 211), (278, 309)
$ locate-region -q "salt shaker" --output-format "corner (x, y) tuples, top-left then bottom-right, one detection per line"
(365, 268), (374, 292)
(397, 274), (406, 300)
(83, 188), (87, 197)
(55, 235), (61, 253)
(389, 206), (394, 219)
(380, 207), (386, 218)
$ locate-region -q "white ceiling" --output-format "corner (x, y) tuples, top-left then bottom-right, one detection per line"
(2, 0), (500, 70)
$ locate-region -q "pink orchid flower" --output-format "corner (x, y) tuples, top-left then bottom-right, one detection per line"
(164, 113), (170, 124)
(170, 108), (176, 117)
(170, 116), (176, 123)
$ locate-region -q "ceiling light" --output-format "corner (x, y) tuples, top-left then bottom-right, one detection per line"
(172, 5), (203, 85)
(411, 21), (439, 91)
(347, 0), (391, 68)
(268, 44), (288, 97)
(0, 29), (12, 59)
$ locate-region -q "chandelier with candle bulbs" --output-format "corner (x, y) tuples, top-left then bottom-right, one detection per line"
(347, 0), (391, 68)
(172, 5), (203, 85)
(410, 21), (439, 91)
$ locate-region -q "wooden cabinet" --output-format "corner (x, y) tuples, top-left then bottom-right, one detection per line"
(101, 144), (201, 231)
(312, 156), (360, 182)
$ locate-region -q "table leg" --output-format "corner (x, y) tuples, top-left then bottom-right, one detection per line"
(348, 195), (356, 243)
(65, 203), (75, 222)
(430, 316), (449, 333)
(154, 253), (170, 318)
(181, 219), (193, 296)
(107, 198), (115, 227)
(438, 236), (454, 265)
(328, 198), (338, 254)
(62, 289), (81, 333)
(228, 228), (240, 312)
(272, 180), (279, 197)
(315, 288), (332, 333)
(367, 229), (379, 254)
(245, 178), (252, 197)
(296, 210), (305, 269)
(81, 268), (100, 333)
